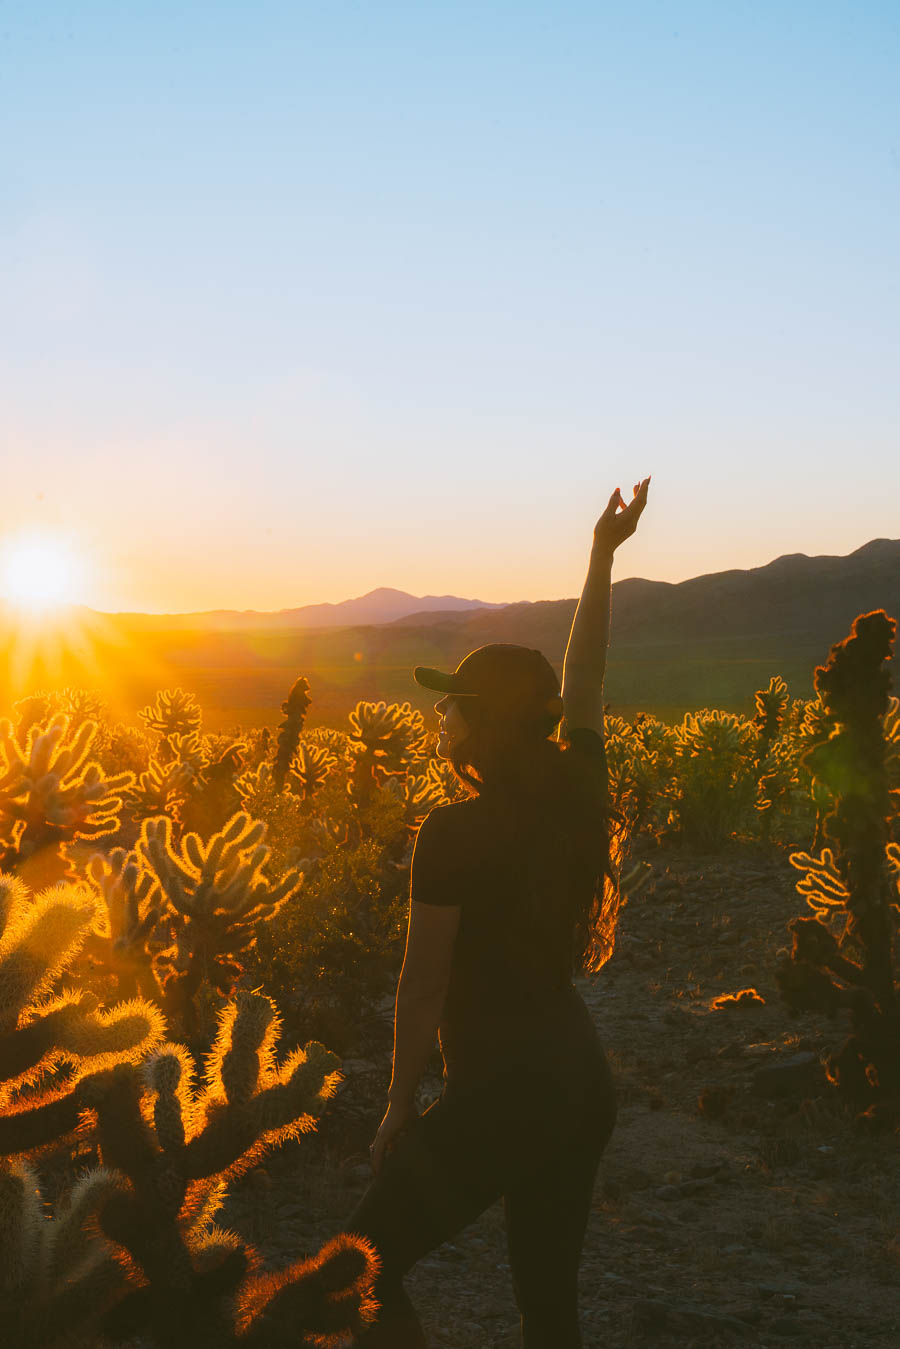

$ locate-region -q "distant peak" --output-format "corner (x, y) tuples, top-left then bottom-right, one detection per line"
(850, 538), (899, 558)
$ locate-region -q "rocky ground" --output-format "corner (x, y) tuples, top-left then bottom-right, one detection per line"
(224, 839), (900, 1347)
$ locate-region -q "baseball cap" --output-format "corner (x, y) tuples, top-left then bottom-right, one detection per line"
(414, 644), (564, 722)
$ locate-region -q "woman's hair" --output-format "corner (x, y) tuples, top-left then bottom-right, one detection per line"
(446, 696), (624, 976)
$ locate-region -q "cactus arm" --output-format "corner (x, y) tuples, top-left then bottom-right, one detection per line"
(235, 1232), (379, 1345)
(0, 1086), (84, 1156)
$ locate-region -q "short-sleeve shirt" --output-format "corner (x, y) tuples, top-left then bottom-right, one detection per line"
(410, 727), (607, 1079)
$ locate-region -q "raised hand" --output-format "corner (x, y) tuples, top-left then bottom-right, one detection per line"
(593, 476), (650, 556)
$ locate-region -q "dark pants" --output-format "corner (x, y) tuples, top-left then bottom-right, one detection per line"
(345, 1009), (616, 1348)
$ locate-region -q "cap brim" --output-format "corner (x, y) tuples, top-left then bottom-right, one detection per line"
(413, 666), (458, 692)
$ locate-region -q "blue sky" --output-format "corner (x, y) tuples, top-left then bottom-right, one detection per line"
(2, 1), (898, 611)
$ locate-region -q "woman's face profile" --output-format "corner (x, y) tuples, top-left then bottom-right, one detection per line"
(434, 694), (471, 759)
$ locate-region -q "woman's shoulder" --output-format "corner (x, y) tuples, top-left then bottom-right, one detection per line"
(562, 725), (607, 758)
(420, 798), (481, 835)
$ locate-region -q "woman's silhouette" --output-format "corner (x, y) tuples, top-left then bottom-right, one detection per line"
(346, 478), (650, 1347)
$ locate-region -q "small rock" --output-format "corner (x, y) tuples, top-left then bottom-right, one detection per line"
(753, 1052), (824, 1099)
(688, 1161), (724, 1179)
(771, 1315), (803, 1336)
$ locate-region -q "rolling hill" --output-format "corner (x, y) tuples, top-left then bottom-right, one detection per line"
(1, 541), (897, 729)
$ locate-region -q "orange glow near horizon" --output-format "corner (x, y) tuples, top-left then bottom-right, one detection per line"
(2, 533), (85, 612)
(1, 604), (172, 721)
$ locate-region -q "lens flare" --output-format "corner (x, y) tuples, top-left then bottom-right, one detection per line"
(2, 534), (82, 612)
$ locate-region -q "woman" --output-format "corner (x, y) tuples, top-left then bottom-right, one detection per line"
(346, 478), (651, 1347)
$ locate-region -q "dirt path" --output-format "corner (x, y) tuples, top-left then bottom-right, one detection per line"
(226, 839), (899, 1347)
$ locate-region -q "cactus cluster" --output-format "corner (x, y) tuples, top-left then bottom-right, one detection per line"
(347, 700), (429, 805)
(778, 610), (899, 1119)
(0, 716), (134, 888)
(83, 990), (377, 1347)
(89, 813), (303, 1039)
(0, 876), (164, 1347)
(0, 874), (378, 1347)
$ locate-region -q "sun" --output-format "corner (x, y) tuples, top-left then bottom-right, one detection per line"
(2, 534), (83, 612)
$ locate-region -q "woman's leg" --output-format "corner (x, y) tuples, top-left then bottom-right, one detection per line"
(344, 1089), (510, 1346)
(503, 1050), (617, 1348)
(502, 1142), (601, 1348)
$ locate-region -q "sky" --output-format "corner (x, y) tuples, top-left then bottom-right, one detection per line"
(2, 1), (898, 613)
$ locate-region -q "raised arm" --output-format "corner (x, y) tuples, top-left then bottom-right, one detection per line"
(558, 477), (650, 740)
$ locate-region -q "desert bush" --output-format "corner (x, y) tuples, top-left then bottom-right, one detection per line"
(668, 709), (759, 848)
(0, 715), (134, 888)
(77, 804), (310, 1050)
(82, 990), (378, 1348)
(777, 610), (900, 1122)
(604, 713), (676, 837)
(0, 874), (165, 1347)
(249, 789), (412, 1053)
(347, 700), (430, 807)
(0, 871), (378, 1347)
(139, 687), (203, 742)
(273, 676), (312, 791)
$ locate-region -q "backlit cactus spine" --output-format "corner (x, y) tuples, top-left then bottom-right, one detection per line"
(347, 700), (429, 805)
(0, 716), (134, 888)
(84, 847), (167, 1007)
(777, 610), (900, 1119)
(273, 677), (312, 791)
(136, 812), (305, 1037)
(139, 688), (203, 744)
(287, 741), (338, 802)
(753, 677), (801, 839)
(85, 990), (378, 1347)
(0, 874), (166, 1348)
(0, 1159), (130, 1348)
(0, 874), (166, 1157)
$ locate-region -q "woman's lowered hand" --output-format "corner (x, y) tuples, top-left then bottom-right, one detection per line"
(369, 1098), (416, 1175)
(593, 476), (650, 556)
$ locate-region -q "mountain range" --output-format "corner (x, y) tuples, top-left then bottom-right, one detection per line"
(87, 539), (899, 648)
(2, 540), (898, 724)
(104, 587), (507, 631)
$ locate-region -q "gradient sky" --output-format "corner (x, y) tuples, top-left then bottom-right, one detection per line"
(3, 1), (898, 613)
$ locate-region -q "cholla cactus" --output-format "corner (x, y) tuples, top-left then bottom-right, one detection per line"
(139, 688), (203, 741)
(179, 742), (247, 838)
(669, 709), (758, 848)
(777, 610), (899, 1118)
(306, 726), (352, 760)
(58, 687), (108, 729)
(603, 714), (676, 836)
(235, 760), (279, 812)
(0, 887), (377, 1347)
(85, 848), (167, 1007)
(1, 1156), (132, 1348)
(0, 875), (166, 1150)
(884, 696), (900, 809)
(0, 716), (134, 887)
(273, 677), (312, 791)
(347, 700), (429, 804)
(287, 741), (338, 802)
(126, 754), (196, 823)
(383, 759), (458, 831)
(754, 675), (789, 753)
(82, 990), (378, 1348)
(136, 813), (304, 1035)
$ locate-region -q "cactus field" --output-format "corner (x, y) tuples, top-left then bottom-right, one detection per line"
(1, 610), (898, 1346)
